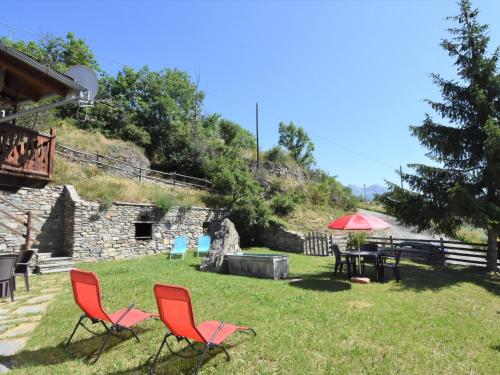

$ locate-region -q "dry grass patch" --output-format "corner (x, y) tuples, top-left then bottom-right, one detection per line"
(53, 158), (209, 206)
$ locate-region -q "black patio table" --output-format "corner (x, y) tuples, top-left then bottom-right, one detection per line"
(344, 250), (382, 280)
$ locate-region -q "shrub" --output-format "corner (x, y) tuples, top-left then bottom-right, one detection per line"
(154, 192), (176, 213)
(263, 146), (289, 163)
(119, 123), (151, 147)
(270, 192), (299, 216)
(206, 155), (271, 243)
(99, 195), (113, 211)
(346, 232), (368, 250)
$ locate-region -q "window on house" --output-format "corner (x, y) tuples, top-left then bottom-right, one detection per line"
(135, 222), (152, 240)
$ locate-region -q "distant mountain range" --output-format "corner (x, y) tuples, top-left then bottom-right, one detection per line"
(348, 184), (389, 201)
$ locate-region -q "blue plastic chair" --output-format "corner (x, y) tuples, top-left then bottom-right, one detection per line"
(197, 235), (211, 257)
(170, 236), (188, 260)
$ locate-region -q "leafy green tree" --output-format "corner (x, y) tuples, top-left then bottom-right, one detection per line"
(379, 0), (500, 271)
(278, 121), (315, 168)
(1, 32), (101, 73)
(207, 156), (271, 243)
(87, 66), (205, 174)
(219, 119), (256, 150)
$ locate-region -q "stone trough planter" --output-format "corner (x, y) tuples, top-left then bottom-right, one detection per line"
(225, 253), (289, 280)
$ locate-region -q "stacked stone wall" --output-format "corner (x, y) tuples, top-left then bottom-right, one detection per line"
(69, 195), (225, 261)
(258, 225), (304, 253)
(0, 186), (65, 254)
(1, 184), (225, 261)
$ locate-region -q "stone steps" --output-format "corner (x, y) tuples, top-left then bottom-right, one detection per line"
(35, 253), (75, 274)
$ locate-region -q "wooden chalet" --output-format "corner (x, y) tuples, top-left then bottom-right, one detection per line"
(0, 41), (90, 188)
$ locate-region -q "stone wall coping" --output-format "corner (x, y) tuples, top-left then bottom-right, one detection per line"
(63, 185), (81, 202)
(58, 184), (225, 213)
(112, 201), (224, 212)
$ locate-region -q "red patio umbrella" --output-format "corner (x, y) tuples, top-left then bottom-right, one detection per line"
(327, 213), (391, 232)
(327, 213), (390, 274)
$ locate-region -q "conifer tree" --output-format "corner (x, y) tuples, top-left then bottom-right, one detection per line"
(380, 0), (500, 271)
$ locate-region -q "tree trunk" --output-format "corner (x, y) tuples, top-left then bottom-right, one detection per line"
(486, 228), (498, 272)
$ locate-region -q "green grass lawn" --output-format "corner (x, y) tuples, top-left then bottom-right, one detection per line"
(8, 248), (500, 374)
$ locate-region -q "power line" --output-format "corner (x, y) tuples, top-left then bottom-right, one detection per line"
(0, 20), (400, 173)
(0, 21), (41, 37)
(207, 90), (398, 171)
(0, 20), (132, 69)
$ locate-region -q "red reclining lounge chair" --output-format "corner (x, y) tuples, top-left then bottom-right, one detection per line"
(150, 283), (256, 375)
(66, 269), (154, 363)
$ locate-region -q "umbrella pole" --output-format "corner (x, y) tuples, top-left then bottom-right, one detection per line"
(358, 237), (361, 276)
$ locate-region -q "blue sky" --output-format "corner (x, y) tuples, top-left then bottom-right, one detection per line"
(1, 0), (499, 187)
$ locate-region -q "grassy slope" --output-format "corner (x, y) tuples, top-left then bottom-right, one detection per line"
(45, 120), (208, 206)
(44, 119), (146, 161)
(9, 249), (500, 374)
(52, 158), (208, 207)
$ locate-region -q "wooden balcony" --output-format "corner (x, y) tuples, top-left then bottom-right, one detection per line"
(0, 124), (56, 188)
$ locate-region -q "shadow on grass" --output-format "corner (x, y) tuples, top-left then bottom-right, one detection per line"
(392, 263), (500, 296)
(288, 270), (351, 292)
(6, 326), (151, 370)
(106, 334), (253, 375)
(491, 343), (500, 352)
(294, 258), (499, 296)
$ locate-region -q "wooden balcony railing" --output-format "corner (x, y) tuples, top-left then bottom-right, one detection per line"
(0, 124), (56, 188)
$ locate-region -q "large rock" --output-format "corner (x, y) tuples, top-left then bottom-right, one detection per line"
(200, 218), (241, 273)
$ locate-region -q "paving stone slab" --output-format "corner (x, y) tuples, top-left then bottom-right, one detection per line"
(43, 288), (62, 294)
(0, 338), (27, 356)
(25, 294), (55, 304)
(13, 303), (49, 316)
(0, 323), (37, 339)
(0, 316), (42, 325)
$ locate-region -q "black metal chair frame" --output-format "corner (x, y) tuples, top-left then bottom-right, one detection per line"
(331, 244), (353, 277)
(65, 305), (140, 364)
(12, 250), (34, 292)
(149, 322), (256, 375)
(379, 248), (403, 282)
(0, 254), (17, 302)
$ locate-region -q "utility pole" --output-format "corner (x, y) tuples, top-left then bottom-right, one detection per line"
(256, 102), (260, 170)
(400, 165), (403, 189)
(363, 184), (366, 202)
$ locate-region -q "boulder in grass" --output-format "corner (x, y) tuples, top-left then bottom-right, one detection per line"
(200, 218), (241, 273)
(350, 277), (371, 284)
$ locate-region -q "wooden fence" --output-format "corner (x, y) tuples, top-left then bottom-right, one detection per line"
(303, 232), (500, 269)
(56, 144), (212, 191)
(304, 232), (345, 256)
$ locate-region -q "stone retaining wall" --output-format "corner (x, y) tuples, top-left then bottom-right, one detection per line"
(258, 225), (304, 253)
(1, 185), (225, 261)
(0, 186), (66, 254)
(68, 191), (225, 261)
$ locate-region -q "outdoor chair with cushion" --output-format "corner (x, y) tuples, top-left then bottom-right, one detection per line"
(170, 236), (188, 260)
(0, 254), (17, 302)
(196, 235), (211, 257)
(149, 283), (256, 375)
(331, 244), (353, 276)
(378, 248), (403, 282)
(66, 269), (155, 364)
(12, 250), (34, 292)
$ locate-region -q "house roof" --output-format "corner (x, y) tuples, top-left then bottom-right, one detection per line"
(0, 41), (86, 108)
